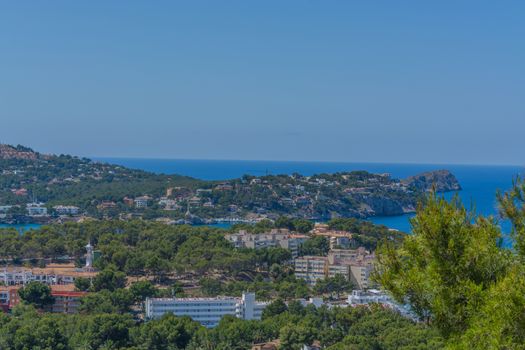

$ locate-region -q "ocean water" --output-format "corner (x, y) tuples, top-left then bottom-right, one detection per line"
(98, 158), (524, 239)
(0, 223), (42, 232)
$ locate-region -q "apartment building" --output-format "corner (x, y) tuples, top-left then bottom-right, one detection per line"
(145, 292), (268, 328)
(134, 196), (151, 208)
(0, 264), (97, 286)
(294, 256), (328, 286)
(26, 202), (48, 216)
(225, 229), (309, 257)
(295, 248), (375, 289)
(1, 284), (87, 314)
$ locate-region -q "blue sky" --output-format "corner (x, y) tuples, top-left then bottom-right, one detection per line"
(1, 1), (524, 165)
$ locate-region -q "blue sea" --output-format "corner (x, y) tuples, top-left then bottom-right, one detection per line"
(0, 223), (42, 233)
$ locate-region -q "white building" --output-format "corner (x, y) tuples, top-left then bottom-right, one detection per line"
(145, 292), (268, 328)
(53, 205), (80, 215)
(134, 196), (150, 209)
(347, 289), (418, 321)
(0, 266), (97, 286)
(26, 203), (47, 216)
(0, 205), (12, 213)
(225, 229), (309, 258)
(0, 205), (12, 219)
(347, 289), (391, 305)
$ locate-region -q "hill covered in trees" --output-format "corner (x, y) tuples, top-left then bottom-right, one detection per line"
(0, 144), (461, 223)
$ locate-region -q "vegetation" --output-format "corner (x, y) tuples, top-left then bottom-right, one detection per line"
(0, 144), (460, 222)
(376, 178), (525, 349)
(0, 303), (442, 349)
(18, 282), (54, 309)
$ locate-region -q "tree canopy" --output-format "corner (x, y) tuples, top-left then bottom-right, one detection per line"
(376, 179), (525, 349)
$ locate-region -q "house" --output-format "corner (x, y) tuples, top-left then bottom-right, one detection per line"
(123, 197), (135, 206)
(11, 188), (28, 196)
(252, 340), (280, 350)
(188, 196), (201, 207)
(45, 285), (88, 314)
(215, 183), (233, 191)
(97, 201), (117, 210)
(26, 203), (48, 216)
(134, 196), (151, 208)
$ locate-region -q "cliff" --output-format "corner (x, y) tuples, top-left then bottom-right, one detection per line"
(402, 169), (461, 193)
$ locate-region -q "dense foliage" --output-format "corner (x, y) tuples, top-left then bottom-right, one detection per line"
(0, 144), (460, 222)
(376, 178), (525, 349)
(0, 303), (443, 350)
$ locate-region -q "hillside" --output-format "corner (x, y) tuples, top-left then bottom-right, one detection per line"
(0, 144), (461, 223)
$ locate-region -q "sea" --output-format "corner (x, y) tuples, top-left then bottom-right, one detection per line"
(4, 158), (524, 246)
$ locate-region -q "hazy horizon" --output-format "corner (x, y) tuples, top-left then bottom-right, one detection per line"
(2, 1), (524, 165)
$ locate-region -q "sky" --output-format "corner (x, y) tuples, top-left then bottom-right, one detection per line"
(1, 1), (524, 165)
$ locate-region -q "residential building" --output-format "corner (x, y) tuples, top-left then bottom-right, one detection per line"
(46, 289), (88, 314)
(145, 292), (268, 328)
(294, 256), (327, 286)
(1, 284), (88, 314)
(225, 229), (309, 257)
(53, 205), (80, 215)
(0, 205), (12, 213)
(349, 263), (374, 290)
(347, 289), (417, 321)
(0, 263), (97, 286)
(252, 340), (280, 350)
(26, 202), (47, 216)
(97, 201), (116, 210)
(295, 248), (375, 289)
(134, 196), (151, 208)
(158, 198), (179, 210)
(347, 289), (390, 305)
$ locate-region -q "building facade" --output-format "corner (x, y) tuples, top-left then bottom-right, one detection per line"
(295, 248), (375, 289)
(145, 292), (268, 328)
(0, 263), (97, 286)
(53, 205), (80, 215)
(225, 229), (309, 257)
(26, 203), (48, 216)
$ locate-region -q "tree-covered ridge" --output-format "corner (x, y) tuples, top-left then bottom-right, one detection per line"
(0, 144), (460, 222)
(0, 144), (201, 209)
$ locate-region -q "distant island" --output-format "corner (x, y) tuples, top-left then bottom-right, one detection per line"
(0, 144), (461, 224)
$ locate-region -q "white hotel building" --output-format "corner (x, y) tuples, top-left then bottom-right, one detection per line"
(145, 292), (268, 328)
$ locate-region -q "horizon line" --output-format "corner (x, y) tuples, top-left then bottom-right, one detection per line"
(91, 155), (525, 168)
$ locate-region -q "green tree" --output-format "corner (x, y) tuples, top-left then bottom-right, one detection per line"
(132, 313), (201, 350)
(298, 236), (329, 256)
(130, 280), (157, 302)
(262, 298), (287, 319)
(200, 278), (223, 296)
(92, 266), (127, 292)
(314, 274), (353, 299)
(376, 193), (511, 337)
(18, 281), (54, 309)
(292, 219), (314, 233)
(74, 277), (91, 292)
